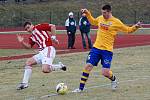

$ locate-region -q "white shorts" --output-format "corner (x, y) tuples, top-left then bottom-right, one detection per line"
(33, 46), (56, 65)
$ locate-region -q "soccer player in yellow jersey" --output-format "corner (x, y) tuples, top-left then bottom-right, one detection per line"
(72, 4), (142, 92)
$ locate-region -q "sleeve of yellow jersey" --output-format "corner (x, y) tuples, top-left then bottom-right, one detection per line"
(117, 19), (139, 34)
(86, 11), (99, 26)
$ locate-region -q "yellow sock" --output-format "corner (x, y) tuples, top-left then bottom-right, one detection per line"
(109, 70), (116, 81)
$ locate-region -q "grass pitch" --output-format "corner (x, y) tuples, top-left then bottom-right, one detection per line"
(0, 49), (34, 57)
(0, 46), (150, 100)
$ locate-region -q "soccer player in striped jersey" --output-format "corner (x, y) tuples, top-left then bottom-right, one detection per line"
(72, 4), (142, 92)
(16, 21), (67, 90)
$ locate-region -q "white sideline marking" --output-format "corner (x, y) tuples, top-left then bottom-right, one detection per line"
(115, 41), (150, 48)
(0, 30), (69, 34)
(87, 77), (149, 89)
(40, 76), (150, 99)
(0, 28), (149, 34)
(0, 31), (26, 34)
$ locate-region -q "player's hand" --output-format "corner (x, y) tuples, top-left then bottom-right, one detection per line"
(51, 35), (59, 44)
(81, 9), (89, 14)
(54, 39), (59, 45)
(17, 34), (24, 43)
(135, 21), (142, 28)
(68, 32), (71, 34)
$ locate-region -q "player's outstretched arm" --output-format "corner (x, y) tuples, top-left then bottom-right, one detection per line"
(134, 21), (142, 28)
(50, 24), (59, 45)
(50, 24), (56, 36)
(16, 34), (31, 49)
(117, 20), (142, 33)
(81, 9), (98, 26)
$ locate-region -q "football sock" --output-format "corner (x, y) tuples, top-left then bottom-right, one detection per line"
(51, 62), (63, 71)
(109, 70), (116, 81)
(79, 69), (90, 90)
(22, 66), (32, 84)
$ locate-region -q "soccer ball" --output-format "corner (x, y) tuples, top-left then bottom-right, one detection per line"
(56, 83), (68, 95)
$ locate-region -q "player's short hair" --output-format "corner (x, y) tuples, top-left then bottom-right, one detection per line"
(102, 4), (111, 12)
(23, 21), (32, 27)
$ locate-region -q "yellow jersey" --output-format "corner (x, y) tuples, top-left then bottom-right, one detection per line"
(86, 12), (138, 52)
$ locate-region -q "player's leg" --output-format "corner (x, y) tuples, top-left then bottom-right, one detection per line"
(17, 57), (37, 90)
(101, 50), (118, 90)
(80, 63), (93, 90)
(72, 47), (101, 92)
(41, 46), (66, 73)
(72, 63), (93, 93)
(52, 62), (66, 71)
(42, 62), (66, 73)
(102, 68), (117, 90)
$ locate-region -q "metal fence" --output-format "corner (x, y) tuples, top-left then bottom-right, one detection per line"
(0, 1), (149, 27)
(0, 10), (149, 27)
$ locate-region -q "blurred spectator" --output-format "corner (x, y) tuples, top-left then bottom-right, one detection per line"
(15, 0), (26, 3)
(39, 0), (49, 2)
(15, 0), (20, 3)
(0, 0), (7, 3)
(65, 12), (77, 49)
(79, 12), (92, 49)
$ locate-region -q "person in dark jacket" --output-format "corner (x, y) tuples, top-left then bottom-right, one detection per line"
(65, 12), (77, 49)
(79, 12), (92, 49)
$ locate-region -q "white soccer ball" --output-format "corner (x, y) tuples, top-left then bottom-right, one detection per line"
(56, 83), (68, 95)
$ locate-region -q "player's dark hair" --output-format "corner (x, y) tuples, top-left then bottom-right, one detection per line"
(102, 4), (111, 12)
(23, 21), (32, 27)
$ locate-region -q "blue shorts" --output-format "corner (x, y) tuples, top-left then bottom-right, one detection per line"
(86, 47), (113, 68)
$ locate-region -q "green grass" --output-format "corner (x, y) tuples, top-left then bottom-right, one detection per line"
(0, 46), (150, 100)
(0, 49), (34, 57)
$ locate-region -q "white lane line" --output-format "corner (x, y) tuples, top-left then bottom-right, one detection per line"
(40, 76), (150, 99)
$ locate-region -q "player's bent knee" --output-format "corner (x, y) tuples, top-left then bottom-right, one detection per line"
(84, 64), (93, 72)
(42, 69), (50, 73)
(42, 68), (51, 73)
(25, 58), (36, 66)
(102, 70), (110, 77)
(42, 65), (52, 73)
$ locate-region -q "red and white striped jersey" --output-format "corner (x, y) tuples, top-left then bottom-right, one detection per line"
(28, 23), (53, 50)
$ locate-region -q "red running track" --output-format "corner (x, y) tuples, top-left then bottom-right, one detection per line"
(0, 34), (150, 61)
